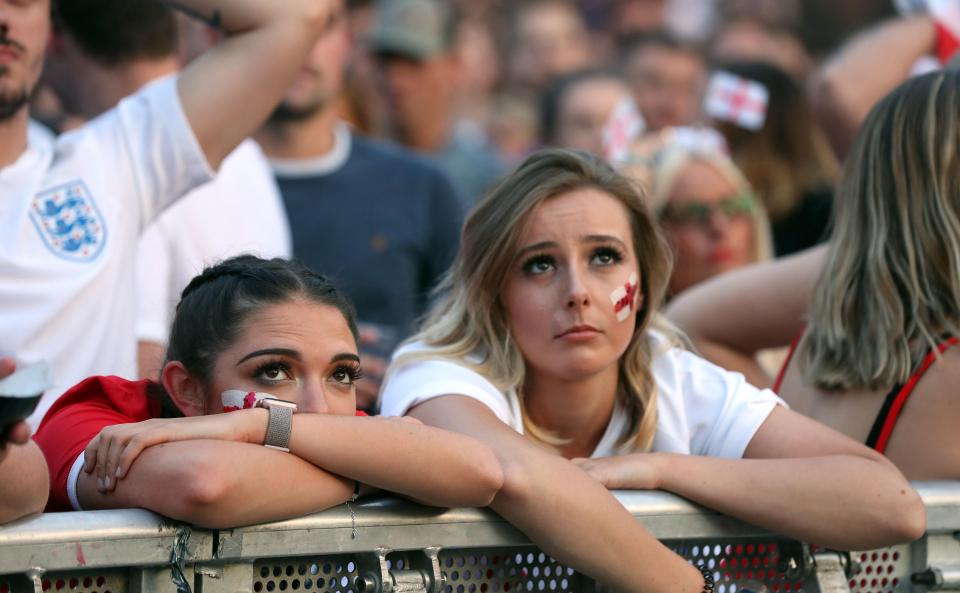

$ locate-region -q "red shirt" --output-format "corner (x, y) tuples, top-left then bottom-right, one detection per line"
(34, 376), (160, 511)
(34, 375), (366, 511)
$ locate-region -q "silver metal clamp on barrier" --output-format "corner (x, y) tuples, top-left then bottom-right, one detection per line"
(912, 565), (960, 590)
(812, 552), (855, 593)
(356, 547), (446, 593)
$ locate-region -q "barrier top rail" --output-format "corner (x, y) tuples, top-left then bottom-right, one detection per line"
(1, 481), (957, 576)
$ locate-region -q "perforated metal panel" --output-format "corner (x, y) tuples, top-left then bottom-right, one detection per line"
(848, 546), (909, 593)
(0, 544), (921, 593)
(672, 540), (808, 593)
(0, 570), (126, 593)
(439, 548), (584, 593)
(253, 556), (361, 593)
(0, 542), (918, 593)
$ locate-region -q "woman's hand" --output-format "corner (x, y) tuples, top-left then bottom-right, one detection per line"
(83, 411), (265, 492)
(572, 453), (665, 490)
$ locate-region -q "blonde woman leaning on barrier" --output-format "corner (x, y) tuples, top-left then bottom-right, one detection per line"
(34, 256), (502, 528)
(668, 70), (960, 481)
(379, 148), (924, 593)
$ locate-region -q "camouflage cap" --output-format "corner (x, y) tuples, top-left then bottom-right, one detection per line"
(369, 0), (452, 60)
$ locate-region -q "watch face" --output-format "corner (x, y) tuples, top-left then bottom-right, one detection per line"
(264, 398), (298, 411)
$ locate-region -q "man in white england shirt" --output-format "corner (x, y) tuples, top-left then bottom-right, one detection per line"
(0, 0), (336, 427)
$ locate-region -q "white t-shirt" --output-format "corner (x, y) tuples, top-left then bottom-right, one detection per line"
(0, 76), (214, 428)
(135, 139), (291, 345)
(380, 332), (786, 458)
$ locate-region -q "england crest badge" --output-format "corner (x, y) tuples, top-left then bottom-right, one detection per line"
(29, 181), (107, 262)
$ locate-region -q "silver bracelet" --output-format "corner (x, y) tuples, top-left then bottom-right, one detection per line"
(695, 563), (715, 593)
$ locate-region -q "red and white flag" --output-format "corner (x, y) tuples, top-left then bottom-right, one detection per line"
(704, 71), (769, 132)
(602, 97), (646, 164)
(221, 389), (276, 412)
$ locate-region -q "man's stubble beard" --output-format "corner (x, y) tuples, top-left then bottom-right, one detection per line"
(0, 66), (30, 121)
(268, 94), (330, 124)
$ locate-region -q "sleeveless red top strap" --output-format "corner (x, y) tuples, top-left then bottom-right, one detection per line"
(772, 330), (804, 393)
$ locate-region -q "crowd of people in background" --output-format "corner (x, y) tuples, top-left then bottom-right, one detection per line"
(2, 0), (959, 590)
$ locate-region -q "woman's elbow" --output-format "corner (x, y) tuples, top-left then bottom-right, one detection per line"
(888, 488), (926, 543)
(164, 460), (237, 527)
(467, 450), (505, 507)
(429, 448), (503, 508)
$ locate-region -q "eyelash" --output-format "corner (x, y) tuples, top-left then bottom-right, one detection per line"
(520, 246), (624, 275)
(253, 360), (364, 386)
(252, 360), (291, 383)
(592, 246), (624, 265)
(521, 253), (554, 275)
(332, 364), (363, 385)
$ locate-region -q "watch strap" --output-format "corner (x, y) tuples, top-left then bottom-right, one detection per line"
(264, 404), (294, 451)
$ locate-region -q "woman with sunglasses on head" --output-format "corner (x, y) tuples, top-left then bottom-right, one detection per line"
(379, 148), (924, 593)
(638, 136), (774, 297)
(34, 256), (502, 527)
(623, 134), (785, 385)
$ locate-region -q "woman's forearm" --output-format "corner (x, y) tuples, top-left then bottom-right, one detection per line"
(242, 411), (504, 508)
(407, 397), (705, 593)
(652, 452), (925, 550)
(493, 448), (704, 593)
(79, 440), (354, 528)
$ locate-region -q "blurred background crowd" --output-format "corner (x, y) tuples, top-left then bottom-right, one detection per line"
(15, 0), (937, 414)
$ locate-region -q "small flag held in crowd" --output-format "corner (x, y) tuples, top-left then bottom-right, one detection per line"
(704, 71), (769, 132)
(602, 97), (646, 164)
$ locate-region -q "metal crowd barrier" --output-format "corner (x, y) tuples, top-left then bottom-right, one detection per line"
(1, 482), (958, 593)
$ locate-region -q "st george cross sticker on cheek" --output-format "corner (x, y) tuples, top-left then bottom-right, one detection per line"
(610, 272), (639, 322)
(221, 389), (277, 412)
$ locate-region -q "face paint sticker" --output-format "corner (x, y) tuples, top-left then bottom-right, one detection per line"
(610, 272), (639, 322)
(221, 389), (277, 412)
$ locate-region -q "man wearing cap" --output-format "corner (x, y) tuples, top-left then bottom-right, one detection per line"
(255, 0), (463, 412)
(368, 0), (504, 205)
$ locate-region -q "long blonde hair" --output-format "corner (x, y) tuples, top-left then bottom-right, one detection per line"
(393, 149), (674, 450)
(802, 70), (960, 390)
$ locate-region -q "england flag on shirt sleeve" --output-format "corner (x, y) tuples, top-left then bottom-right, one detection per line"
(704, 71), (769, 132)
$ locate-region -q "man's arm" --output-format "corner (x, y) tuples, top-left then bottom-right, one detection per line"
(0, 423), (49, 524)
(168, 0), (335, 168)
(810, 15), (937, 159)
(0, 358), (49, 523)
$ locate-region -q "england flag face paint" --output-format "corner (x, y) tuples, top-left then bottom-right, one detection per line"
(609, 272), (639, 322)
(221, 389), (277, 412)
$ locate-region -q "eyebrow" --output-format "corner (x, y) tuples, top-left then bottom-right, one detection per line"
(332, 353), (361, 364)
(236, 348), (301, 366)
(237, 349), (361, 366)
(516, 235), (628, 258)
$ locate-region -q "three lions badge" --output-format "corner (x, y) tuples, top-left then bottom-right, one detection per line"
(29, 181), (106, 262)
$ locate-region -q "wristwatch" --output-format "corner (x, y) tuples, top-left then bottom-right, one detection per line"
(254, 397), (298, 452)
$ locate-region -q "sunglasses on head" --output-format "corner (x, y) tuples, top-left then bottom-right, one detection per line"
(659, 191), (757, 227)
